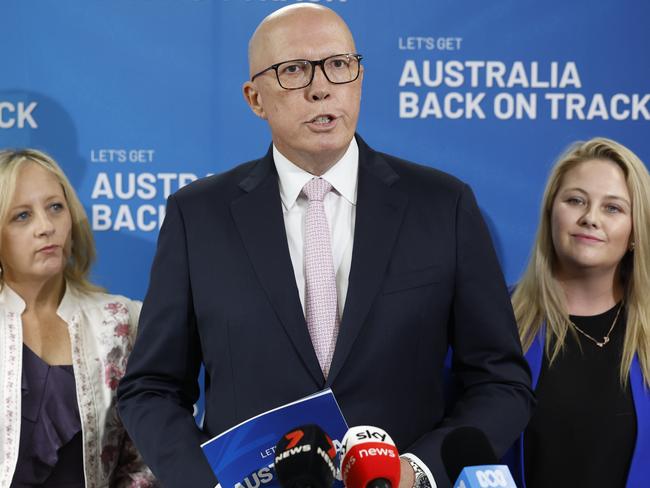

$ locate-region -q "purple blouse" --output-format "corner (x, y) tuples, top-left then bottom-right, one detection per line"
(11, 345), (85, 487)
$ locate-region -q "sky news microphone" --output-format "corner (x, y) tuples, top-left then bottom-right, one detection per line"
(340, 426), (401, 488)
(441, 426), (517, 488)
(274, 424), (338, 488)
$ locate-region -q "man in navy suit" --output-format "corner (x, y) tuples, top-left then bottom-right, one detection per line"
(118, 5), (534, 488)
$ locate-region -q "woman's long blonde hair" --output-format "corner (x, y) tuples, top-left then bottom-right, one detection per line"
(0, 148), (102, 293)
(512, 137), (650, 386)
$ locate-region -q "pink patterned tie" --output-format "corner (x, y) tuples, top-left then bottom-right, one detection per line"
(303, 177), (339, 378)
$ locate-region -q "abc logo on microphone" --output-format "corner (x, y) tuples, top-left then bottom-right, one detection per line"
(454, 465), (516, 488)
(476, 468), (509, 487)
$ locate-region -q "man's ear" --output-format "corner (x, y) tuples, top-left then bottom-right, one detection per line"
(243, 81), (267, 120)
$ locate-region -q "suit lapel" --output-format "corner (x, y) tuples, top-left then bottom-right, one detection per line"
(327, 139), (408, 385)
(230, 151), (324, 385)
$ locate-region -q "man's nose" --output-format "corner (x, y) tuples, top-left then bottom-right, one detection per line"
(307, 65), (331, 101)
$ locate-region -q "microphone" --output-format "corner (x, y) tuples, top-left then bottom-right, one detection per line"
(441, 426), (517, 488)
(274, 424), (338, 488)
(340, 426), (401, 488)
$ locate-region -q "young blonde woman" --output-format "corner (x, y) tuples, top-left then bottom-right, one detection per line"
(0, 149), (156, 487)
(510, 138), (650, 487)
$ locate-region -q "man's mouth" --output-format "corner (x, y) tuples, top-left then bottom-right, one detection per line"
(310, 115), (335, 124)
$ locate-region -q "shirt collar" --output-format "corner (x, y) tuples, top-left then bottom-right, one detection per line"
(56, 282), (80, 322)
(0, 280), (79, 321)
(0, 283), (26, 314)
(273, 138), (359, 210)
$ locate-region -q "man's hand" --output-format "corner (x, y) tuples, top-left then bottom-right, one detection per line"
(399, 458), (415, 488)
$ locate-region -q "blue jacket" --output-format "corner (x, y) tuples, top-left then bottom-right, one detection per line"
(508, 333), (650, 487)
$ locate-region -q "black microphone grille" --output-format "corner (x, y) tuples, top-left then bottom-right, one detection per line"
(275, 424), (337, 488)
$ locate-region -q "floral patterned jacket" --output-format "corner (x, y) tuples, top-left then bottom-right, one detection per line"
(0, 283), (157, 487)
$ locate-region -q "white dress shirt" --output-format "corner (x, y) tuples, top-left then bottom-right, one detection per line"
(273, 139), (358, 318)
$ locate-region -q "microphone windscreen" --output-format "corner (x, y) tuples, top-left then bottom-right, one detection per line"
(340, 426), (400, 488)
(274, 424), (338, 488)
(440, 426), (498, 484)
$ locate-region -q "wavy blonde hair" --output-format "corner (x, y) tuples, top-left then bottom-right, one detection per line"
(0, 148), (101, 293)
(512, 137), (650, 387)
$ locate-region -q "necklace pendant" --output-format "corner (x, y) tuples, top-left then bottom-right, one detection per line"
(597, 337), (609, 348)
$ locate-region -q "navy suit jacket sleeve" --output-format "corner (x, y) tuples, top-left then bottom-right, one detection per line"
(117, 194), (217, 487)
(405, 183), (534, 485)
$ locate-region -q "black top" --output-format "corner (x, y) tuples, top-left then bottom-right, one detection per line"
(524, 303), (636, 488)
(11, 345), (85, 488)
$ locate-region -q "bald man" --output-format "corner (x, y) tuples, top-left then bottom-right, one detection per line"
(118, 5), (534, 488)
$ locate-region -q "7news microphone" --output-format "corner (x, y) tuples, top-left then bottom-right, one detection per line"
(339, 426), (401, 488)
(274, 424), (338, 488)
(441, 426), (517, 488)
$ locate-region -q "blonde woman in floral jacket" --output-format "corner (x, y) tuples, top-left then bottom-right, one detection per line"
(0, 149), (156, 487)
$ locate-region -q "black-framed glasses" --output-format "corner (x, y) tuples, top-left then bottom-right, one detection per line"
(250, 53), (363, 90)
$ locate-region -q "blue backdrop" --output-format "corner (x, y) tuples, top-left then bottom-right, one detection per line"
(1, 0), (649, 298)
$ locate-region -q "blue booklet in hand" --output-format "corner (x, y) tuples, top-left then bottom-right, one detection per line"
(201, 389), (348, 488)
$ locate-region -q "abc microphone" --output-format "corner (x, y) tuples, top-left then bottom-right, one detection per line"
(340, 426), (401, 488)
(441, 426), (517, 488)
(274, 424), (338, 488)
